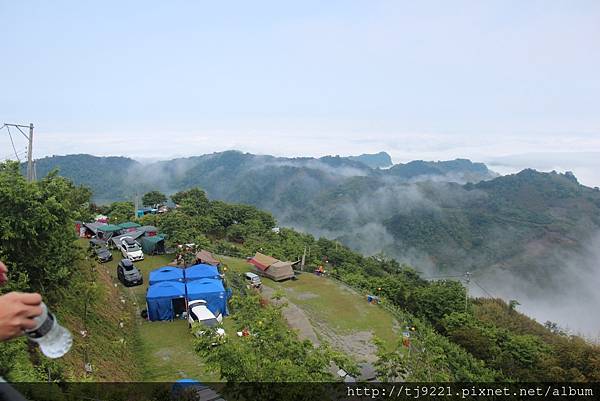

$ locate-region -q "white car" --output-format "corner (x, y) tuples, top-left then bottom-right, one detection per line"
(244, 272), (262, 288)
(120, 237), (144, 261)
(187, 300), (225, 338)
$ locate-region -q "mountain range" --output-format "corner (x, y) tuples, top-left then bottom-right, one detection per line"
(31, 151), (600, 332)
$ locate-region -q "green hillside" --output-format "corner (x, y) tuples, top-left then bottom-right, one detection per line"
(3, 160), (600, 386)
(23, 153), (600, 329)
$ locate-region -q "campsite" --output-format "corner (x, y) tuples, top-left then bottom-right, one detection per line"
(77, 220), (401, 382)
(4, 161), (600, 388)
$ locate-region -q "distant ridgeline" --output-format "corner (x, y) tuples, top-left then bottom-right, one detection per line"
(30, 151), (600, 300)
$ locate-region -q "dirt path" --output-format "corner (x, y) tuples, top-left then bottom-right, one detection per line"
(261, 285), (320, 345)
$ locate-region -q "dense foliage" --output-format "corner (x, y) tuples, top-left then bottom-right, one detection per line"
(137, 186), (600, 382)
(30, 152), (600, 297)
(4, 158), (599, 383)
(141, 190), (167, 207)
(1, 162), (91, 296)
(0, 161), (93, 380)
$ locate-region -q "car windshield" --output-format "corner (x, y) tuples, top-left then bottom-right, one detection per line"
(125, 244), (140, 252)
(124, 264), (135, 271)
(201, 318), (219, 328)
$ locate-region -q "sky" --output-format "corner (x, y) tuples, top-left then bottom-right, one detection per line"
(1, 1), (599, 186)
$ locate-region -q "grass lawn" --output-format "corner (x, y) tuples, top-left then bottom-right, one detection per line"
(135, 319), (219, 381)
(220, 256), (399, 351)
(97, 249), (220, 381)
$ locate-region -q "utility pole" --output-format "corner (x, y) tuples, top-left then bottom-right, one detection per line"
(464, 271), (471, 312)
(27, 123), (34, 181)
(301, 246), (306, 271)
(2, 122), (34, 181)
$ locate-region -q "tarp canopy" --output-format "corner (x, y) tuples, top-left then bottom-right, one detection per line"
(111, 231), (145, 248)
(117, 222), (141, 229)
(141, 235), (165, 255)
(146, 281), (186, 321)
(186, 279), (229, 316)
(149, 266), (184, 285)
(249, 252), (295, 281)
(184, 264), (221, 282)
(195, 250), (220, 266)
(249, 252), (279, 271)
(97, 224), (122, 233)
(83, 222), (106, 235)
(261, 261), (295, 281)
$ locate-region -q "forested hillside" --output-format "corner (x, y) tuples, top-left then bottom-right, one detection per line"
(106, 186), (600, 382)
(3, 162), (600, 384)
(29, 152), (600, 333)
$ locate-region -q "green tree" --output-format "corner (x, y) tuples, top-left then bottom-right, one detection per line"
(171, 188), (210, 216)
(141, 190), (167, 207)
(0, 163), (88, 295)
(409, 280), (467, 329)
(0, 161), (91, 380)
(107, 201), (135, 224)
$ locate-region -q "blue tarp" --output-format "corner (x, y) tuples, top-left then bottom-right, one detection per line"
(146, 281), (186, 321)
(149, 266), (184, 285)
(184, 264), (221, 282)
(186, 279), (229, 317)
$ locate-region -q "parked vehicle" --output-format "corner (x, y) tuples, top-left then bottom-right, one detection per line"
(88, 238), (105, 252)
(244, 272), (262, 288)
(95, 247), (113, 263)
(120, 237), (144, 261)
(187, 300), (225, 339)
(117, 259), (143, 287)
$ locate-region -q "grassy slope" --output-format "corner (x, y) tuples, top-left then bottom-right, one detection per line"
(59, 241), (399, 381)
(221, 256), (399, 355)
(53, 240), (142, 381)
(102, 252), (220, 381)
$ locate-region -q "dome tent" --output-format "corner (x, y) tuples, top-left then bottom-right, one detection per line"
(146, 281), (186, 321)
(186, 279), (230, 317)
(149, 266), (184, 285)
(184, 264), (221, 282)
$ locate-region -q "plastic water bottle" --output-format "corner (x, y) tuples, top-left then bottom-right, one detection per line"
(25, 302), (73, 358)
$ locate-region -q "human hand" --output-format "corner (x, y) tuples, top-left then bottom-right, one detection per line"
(0, 292), (43, 341)
(0, 261), (7, 285)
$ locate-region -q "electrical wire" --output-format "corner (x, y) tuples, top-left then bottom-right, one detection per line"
(472, 279), (496, 298)
(422, 274), (465, 280)
(5, 125), (21, 161)
(0, 148), (27, 162)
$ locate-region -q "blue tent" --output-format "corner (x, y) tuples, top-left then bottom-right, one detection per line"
(184, 264), (221, 282)
(149, 266), (184, 285)
(186, 279), (229, 317)
(146, 281), (186, 321)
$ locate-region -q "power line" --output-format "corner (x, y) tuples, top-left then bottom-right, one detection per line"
(5, 125), (21, 161)
(422, 274), (465, 280)
(472, 279), (496, 298)
(2, 122), (34, 181)
(0, 148), (27, 162)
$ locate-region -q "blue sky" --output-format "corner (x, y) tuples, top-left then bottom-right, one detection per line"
(1, 1), (599, 185)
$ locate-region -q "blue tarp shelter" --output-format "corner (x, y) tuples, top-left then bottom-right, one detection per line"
(149, 266), (184, 285)
(146, 281), (186, 321)
(184, 264), (221, 282)
(186, 279), (230, 317)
